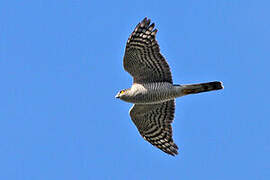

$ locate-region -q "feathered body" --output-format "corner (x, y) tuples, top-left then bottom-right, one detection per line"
(116, 17), (223, 156)
(119, 81), (223, 104)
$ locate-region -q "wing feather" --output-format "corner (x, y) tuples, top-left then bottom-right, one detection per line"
(129, 100), (178, 156)
(123, 18), (173, 84)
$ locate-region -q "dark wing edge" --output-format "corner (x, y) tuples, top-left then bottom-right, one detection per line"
(123, 17), (173, 84)
(129, 100), (178, 156)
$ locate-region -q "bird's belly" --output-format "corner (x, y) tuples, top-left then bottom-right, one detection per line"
(128, 84), (176, 104)
(131, 96), (174, 104)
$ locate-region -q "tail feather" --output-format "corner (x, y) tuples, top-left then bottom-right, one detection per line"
(181, 81), (223, 95)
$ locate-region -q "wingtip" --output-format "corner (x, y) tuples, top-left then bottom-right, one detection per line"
(166, 149), (178, 156)
(142, 17), (149, 21)
(141, 17), (149, 25)
(161, 143), (179, 156)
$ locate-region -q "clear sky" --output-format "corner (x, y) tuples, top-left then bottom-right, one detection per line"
(1, 0), (269, 179)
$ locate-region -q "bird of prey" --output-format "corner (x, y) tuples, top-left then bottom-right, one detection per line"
(115, 17), (223, 156)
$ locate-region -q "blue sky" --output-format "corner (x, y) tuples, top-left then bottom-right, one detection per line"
(1, 0), (269, 179)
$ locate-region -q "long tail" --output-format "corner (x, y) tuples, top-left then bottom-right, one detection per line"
(180, 81), (223, 95)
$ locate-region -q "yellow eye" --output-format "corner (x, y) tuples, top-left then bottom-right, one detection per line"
(120, 90), (125, 94)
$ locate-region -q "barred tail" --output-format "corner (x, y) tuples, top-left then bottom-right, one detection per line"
(180, 81), (223, 95)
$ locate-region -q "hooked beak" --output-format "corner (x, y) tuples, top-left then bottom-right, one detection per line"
(115, 94), (120, 98)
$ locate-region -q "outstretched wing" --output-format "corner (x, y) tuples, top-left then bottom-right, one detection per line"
(123, 18), (173, 84)
(129, 100), (178, 156)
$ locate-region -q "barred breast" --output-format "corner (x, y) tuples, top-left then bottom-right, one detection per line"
(127, 82), (178, 104)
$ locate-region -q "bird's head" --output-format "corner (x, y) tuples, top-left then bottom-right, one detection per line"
(115, 89), (128, 99)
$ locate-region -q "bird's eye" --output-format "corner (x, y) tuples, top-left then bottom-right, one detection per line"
(120, 90), (125, 94)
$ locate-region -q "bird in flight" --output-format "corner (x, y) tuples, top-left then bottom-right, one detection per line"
(115, 17), (223, 156)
